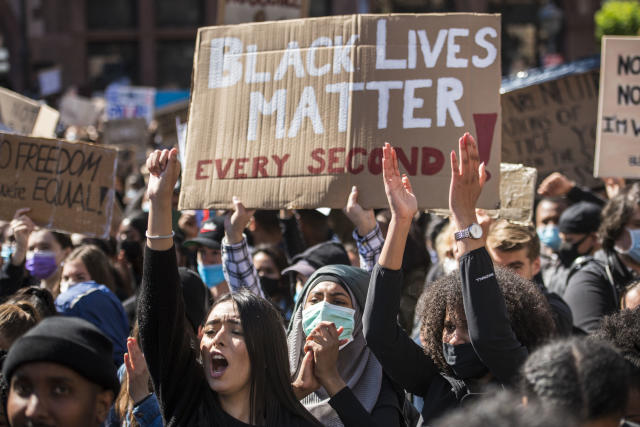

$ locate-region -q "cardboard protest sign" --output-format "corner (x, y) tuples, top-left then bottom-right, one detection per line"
(218, 0), (308, 25)
(594, 37), (640, 178)
(103, 118), (148, 148)
(154, 100), (189, 147)
(0, 88), (60, 137)
(59, 93), (101, 127)
(501, 59), (600, 187)
(430, 162), (537, 225)
(180, 14), (502, 211)
(0, 132), (118, 237)
(106, 85), (156, 125)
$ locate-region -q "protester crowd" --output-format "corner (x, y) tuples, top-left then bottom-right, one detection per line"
(0, 115), (639, 426)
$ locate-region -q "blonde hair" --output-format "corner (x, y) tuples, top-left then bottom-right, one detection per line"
(487, 220), (540, 261)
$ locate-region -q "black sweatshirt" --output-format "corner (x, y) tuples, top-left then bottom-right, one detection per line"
(363, 248), (527, 423)
(138, 246), (315, 427)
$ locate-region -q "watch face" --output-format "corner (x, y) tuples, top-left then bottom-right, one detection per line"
(469, 223), (483, 239)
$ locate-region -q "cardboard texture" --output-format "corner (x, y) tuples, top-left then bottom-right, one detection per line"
(181, 14), (502, 211)
(594, 37), (640, 178)
(59, 93), (101, 127)
(155, 100), (189, 147)
(0, 87), (60, 138)
(218, 0), (308, 25)
(502, 70), (600, 186)
(103, 118), (149, 148)
(430, 162), (536, 225)
(106, 85), (156, 124)
(0, 132), (118, 237)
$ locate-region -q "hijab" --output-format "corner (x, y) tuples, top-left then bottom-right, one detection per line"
(287, 265), (383, 426)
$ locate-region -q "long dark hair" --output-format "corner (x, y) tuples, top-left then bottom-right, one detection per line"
(210, 291), (320, 426)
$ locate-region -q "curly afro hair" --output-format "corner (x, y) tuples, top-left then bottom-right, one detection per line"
(594, 307), (640, 374)
(599, 183), (640, 250)
(418, 266), (556, 377)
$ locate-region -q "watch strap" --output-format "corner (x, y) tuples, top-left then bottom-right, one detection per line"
(454, 228), (470, 241)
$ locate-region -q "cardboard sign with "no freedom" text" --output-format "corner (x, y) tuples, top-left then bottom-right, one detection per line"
(0, 132), (118, 237)
(180, 14), (502, 210)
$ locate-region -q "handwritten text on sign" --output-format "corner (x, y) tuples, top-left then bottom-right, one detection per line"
(0, 133), (118, 237)
(595, 37), (640, 178)
(181, 14), (501, 210)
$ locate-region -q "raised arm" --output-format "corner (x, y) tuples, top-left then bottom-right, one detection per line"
(138, 148), (206, 422)
(450, 133), (527, 384)
(363, 143), (438, 395)
(344, 186), (383, 272)
(221, 197), (264, 297)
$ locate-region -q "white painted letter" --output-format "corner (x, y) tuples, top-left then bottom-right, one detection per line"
(417, 29), (447, 68)
(437, 78), (464, 127)
(245, 45), (271, 83)
(472, 27), (498, 68)
(247, 90), (287, 141)
(326, 82), (364, 132)
(333, 35), (359, 74)
(446, 28), (469, 68)
(375, 20), (407, 70)
(403, 79), (432, 128)
(288, 86), (324, 138)
(366, 81), (403, 129)
(408, 30), (417, 69)
(208, 37), (243, 88)
(307, 37), (332, 76)
(274, 41), (306, 81)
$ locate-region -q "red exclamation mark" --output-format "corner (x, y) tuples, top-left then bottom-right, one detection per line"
(473, 113), (498, 181)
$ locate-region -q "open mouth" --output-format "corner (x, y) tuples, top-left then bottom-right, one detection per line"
(210, 353), (228, 379)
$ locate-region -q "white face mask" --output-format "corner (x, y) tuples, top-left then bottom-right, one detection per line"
(59, 280), (79, 294)
(442, 257), (458, 274)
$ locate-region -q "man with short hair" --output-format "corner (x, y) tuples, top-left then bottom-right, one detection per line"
(486, 220), (573, 335)
(2, 316), (119, 427)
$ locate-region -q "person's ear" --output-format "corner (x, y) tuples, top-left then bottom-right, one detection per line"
(248, 217), (257, 232)
(95, 389), (114, 424)
(532, 256), (541, 277)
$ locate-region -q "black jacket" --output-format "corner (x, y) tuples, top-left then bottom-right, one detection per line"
(363, 248), (527, 424)
(138, 246), (315, 427)
(563, 249), (635, 333)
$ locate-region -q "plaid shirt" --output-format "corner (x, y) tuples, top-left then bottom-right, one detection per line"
(353, 223), (384, 272)
(221, 235), (264, 298)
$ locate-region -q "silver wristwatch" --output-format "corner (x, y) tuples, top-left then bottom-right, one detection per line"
(454, 223), (483, 241)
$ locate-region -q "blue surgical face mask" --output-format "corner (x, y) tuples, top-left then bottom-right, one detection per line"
(617, 228), (640, 264)
(537, 225), (561, 251)
(302, 301), (355, 348)
(197, 263), (225, 288)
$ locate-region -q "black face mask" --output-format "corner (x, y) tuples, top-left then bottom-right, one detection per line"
(442, 342), (488, 379)
(259, 276), (281, 297)
(557, 234), (590, 267)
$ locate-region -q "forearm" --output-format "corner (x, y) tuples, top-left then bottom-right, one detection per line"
(221, 236), (264, 298)
(379, 217), (411, 270)
(147, 198), (173, 251)
(329, 386), (400, 427)
(353, 224), (384, 272)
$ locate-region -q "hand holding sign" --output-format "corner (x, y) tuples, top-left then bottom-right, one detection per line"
(225, 197), (256, 245)
(344, 186), (376, 237)
(9, 208), (35, 266)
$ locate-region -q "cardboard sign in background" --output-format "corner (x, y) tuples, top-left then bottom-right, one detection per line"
(0, 88), (60, 137)
(502, 65), (600, 186)
(217, 0), (308, 25)
(181, 14), (502, 211)
(0, 133), (118, 237)
(594, 37), (640, 178)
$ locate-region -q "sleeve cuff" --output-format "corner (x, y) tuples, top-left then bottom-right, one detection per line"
(222, 234), (247, 249)
(352, 223), (380, 242)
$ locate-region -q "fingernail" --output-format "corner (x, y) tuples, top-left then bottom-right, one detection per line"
(351, 185), (356, 192)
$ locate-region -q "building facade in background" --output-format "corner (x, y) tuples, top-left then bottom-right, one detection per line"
(0, 0), (602, 96)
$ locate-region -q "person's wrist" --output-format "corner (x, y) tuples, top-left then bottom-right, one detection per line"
(131, 390), (151, 406)
(356, 219), (376, 237)
(226, 230), (243, 245)
(10, 250), (26, 266)
(321, 372), (346, 397)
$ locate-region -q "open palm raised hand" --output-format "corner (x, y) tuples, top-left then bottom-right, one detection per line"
(382, 142), (418, 222)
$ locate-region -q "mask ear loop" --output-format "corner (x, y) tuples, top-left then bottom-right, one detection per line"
(614, 228), (634, 254)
